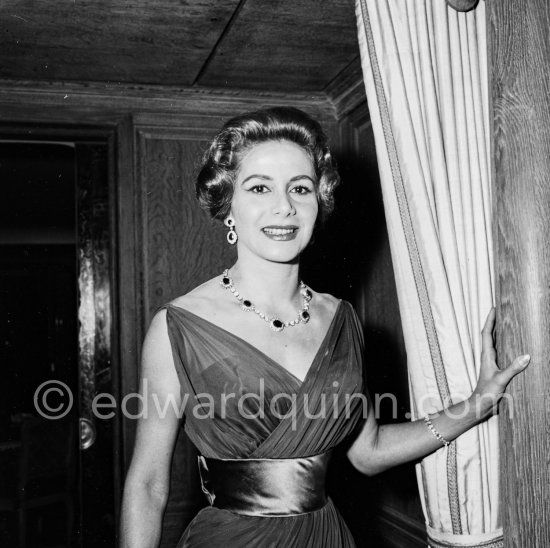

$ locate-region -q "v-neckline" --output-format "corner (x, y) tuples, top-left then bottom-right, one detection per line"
(166, 299), (344, 386)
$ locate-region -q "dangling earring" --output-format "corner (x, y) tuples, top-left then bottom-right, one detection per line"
(224, 216), (237, 245)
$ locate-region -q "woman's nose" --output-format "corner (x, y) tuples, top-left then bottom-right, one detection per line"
(273, 191), (296, 215)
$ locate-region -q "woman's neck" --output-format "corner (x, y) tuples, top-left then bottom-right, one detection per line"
(228, 256), (302, 310)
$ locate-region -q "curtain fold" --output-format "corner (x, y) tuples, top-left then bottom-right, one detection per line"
(355, 2), (501, 546)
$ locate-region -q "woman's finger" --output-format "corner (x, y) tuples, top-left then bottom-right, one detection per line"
(498, 354), (530, 386)
(481, 307), (497, 360)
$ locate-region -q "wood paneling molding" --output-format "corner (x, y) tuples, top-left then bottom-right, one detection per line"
(324, 57), (368, 121)
(0, 78), (336, 123)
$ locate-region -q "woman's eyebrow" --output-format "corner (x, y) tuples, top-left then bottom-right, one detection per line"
(240, 174), (315, 185)
(240, 174), (272, 184)
(289, 175), (315, 183)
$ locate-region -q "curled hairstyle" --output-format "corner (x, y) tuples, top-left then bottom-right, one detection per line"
(196, 106), (340, 224)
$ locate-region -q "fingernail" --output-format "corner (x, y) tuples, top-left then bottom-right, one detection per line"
(520, 354), (531, 364)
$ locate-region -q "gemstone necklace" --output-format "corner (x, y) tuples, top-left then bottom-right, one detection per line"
(220, 269), (312, 332)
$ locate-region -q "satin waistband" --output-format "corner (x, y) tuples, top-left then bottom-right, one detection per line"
(197, 451), (332, 517)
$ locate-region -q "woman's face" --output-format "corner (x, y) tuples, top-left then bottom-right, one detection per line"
(230, 140), (318, 264)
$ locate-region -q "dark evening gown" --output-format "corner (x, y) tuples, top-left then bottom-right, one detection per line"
(163, 299), (366, 548)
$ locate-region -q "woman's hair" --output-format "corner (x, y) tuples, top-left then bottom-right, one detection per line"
(196, 106), (340, 224)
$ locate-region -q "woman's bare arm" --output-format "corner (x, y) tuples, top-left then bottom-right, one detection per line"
(347, 308), (530, 476)
(120, 310), (183, 547)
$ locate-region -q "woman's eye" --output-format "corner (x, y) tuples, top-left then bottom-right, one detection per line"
(290, 185), (313, 195)
(249, 184), (269, 194)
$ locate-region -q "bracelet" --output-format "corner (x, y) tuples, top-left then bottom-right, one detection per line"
(423, 415), (450, 447)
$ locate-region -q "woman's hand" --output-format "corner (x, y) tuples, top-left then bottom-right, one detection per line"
(469, 307), (530, 421)
(348, 306), (530, 476)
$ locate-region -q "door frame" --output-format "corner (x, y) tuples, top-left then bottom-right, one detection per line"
(0, 120), (132, 547)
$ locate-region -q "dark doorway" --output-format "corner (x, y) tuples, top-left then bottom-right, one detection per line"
(0, 138), (117, 547)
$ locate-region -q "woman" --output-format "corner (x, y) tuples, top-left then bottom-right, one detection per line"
(120, 107), (529, 547)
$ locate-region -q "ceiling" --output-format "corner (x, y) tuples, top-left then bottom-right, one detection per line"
(0, 0), (360, 94)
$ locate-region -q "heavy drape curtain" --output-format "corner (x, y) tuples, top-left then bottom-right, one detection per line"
(355, 2), (502, 547)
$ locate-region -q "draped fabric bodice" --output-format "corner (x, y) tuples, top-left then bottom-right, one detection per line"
(162, 300), (366, 547)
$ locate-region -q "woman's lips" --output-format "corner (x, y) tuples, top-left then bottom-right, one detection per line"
(262, 226), (298, 241)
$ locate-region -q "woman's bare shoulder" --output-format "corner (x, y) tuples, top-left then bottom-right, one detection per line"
(144, 278), (222, 374)
(168, 275), (227, 317)
(309, 290), (342, 320)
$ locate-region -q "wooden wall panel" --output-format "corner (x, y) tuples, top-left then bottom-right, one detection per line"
(487, 1), (550, 545)
(139, 132), (237, 321)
